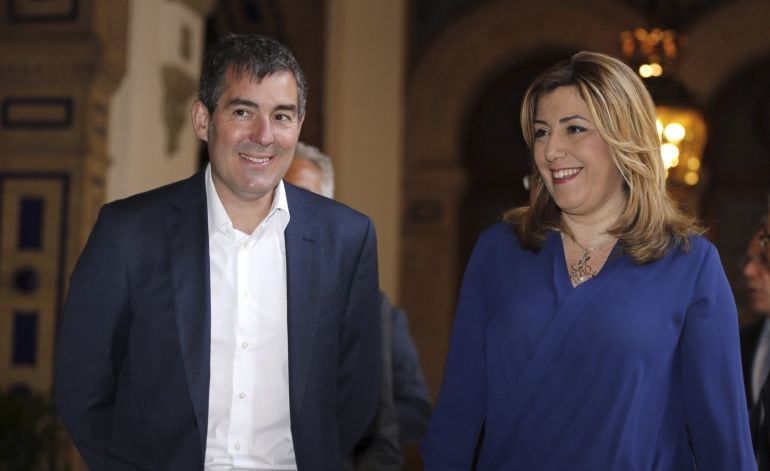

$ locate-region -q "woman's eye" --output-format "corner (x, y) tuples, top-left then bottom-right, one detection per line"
(534, 128), (548, 139)
(567, 125), (587, 134)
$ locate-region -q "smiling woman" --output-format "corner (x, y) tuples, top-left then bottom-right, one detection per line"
(511, 51), (701, 265)
(421, 51), (756, 470)
(531, 87), (626, 246)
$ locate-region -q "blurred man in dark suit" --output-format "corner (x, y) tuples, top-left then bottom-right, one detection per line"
(742, 198), (770, 469)
(287, 143), (433, 468)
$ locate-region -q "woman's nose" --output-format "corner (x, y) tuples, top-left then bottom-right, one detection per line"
(544, 134), (566, 162)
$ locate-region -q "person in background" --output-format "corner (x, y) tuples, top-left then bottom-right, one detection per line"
(286, 143), (433, 452)
(741, 199), (770, 469)
(55, 33), (381, 470)
(421, 51), (754, 470)
(389, 302), (433, 446)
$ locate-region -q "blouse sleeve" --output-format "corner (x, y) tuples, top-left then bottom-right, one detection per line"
(680, 242), (757, 470)
(420, 230), (491, 470)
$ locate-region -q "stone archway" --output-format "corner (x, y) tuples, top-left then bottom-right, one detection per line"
(679, 0), (770, 103)
(699, 58), (770, 322)
(402, 0), (770, 400)
(677, 0), (770, 322)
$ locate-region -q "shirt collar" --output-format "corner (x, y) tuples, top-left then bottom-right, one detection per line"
(205, 164), (291, 238)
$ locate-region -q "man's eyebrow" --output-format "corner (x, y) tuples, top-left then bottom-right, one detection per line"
(224, 99), (297, 113)
(225, 98), (258, 108)
(275, 103), (298, 112)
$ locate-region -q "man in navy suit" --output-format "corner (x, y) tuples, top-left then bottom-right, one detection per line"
(54, 33), (381, 470)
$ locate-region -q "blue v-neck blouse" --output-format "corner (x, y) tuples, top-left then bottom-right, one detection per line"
(421, 223), (755, 470)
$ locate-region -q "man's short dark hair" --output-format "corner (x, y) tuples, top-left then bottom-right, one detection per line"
(198, 33), (307, 117)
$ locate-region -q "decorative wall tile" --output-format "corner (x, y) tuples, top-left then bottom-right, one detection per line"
(1, 97), (73, 128)
(0, 174), (68, 391)
(12, 311), (38, 366)
(8, 0), (79, 23)
(18, 197), (44, 250)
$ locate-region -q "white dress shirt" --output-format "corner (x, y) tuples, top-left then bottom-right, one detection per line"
(203, 165), (297, 470)
(753, 320), (770, 404)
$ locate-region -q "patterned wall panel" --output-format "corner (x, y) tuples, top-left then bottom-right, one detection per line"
(1, 97), (73, 128)
(0, 174), (69, 392)
(7, 0), (79, 22)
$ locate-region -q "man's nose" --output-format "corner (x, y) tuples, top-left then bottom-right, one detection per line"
(249, 116), (274, 146)
(744, 257), (761, 277)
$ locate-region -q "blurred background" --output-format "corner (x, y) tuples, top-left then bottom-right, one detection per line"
(1, 0), (769, 468)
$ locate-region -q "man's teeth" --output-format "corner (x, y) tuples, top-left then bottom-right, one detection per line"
(552, 168), (580, 179)
(240, 154), (269, 164)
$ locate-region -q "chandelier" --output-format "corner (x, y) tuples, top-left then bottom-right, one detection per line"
(619, 28), (686, 78)
(619, 27), (706, 191)
(655, 106), (706, 187)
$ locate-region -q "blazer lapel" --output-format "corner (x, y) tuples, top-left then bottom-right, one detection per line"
(284, 185), (321, 419)
(166, 171), (211, 459)
(743, 319), (767, 405)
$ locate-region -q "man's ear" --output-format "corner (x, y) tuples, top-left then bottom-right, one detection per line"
(191, 100), (211, 141)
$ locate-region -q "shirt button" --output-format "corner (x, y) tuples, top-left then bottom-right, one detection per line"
(234, 443), (241, 451)
(239, 392), (246, 399)
(241, 342), (248, 349)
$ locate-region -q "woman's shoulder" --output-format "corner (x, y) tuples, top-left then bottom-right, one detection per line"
(475, 222), (522, 249)
(658, 234), (720, 274)
(480, 221), (514, 238)
(676, 234), (717, 260)
(468, 222), (542, 267)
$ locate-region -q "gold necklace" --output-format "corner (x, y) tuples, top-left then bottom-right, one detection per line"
(565, 234), (611, 285)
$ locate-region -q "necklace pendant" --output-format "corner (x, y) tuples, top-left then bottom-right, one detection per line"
(569, 250), (597, 286)
(563, 232), (612, 287)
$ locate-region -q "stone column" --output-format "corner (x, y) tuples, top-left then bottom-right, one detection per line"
(324, 0), (406, 300)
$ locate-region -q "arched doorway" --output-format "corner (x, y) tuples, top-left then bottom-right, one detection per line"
(460, 50), (575, 267)
(701, 58), (770, 322)
(401, 0), (642, 397)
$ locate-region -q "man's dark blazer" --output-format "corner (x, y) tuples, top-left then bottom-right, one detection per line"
(742, 318), (767, 407)
(54, 171), (381, 470)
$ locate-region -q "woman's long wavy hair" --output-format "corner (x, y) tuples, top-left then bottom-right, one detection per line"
(503, 51), (702, 264)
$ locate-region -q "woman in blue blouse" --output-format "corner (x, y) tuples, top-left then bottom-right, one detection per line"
(421, 51), (756, 470)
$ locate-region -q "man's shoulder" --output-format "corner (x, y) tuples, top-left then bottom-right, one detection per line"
(95, 173), (204, 236)
(106, 172), (203, 215)
(285, 182), (372, 227)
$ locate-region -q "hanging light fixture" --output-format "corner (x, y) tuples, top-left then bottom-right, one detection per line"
(619, 27), (686, 78)
(619, 23), (707, 191)
(655, 106), (706, 187)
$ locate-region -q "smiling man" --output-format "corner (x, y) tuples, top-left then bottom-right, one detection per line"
(55, 34), (381, 471)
